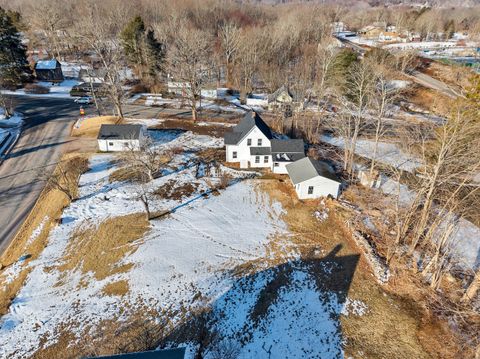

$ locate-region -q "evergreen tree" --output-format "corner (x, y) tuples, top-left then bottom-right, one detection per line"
(143, 29), (165, 79)
(121, 16), (146, 65)
(121, 16), (165, 82)
(0, 7), (31, 89)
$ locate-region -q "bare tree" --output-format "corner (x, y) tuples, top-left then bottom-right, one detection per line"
(38, 157), (88, 201)
(166, 22), (212, 121)
(76, 2), (128, 118)
(122, 136), (168, 182)
(368, 66), (402, 182)
(219, 22), (240, 86)
(333, 60), (374, 179)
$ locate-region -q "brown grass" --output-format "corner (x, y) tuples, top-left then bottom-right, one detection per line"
(109, 166), (145, 183)
(256, 179), (462, 359)
(0, 154), (89, 316)
(71, 116), (121, 138)
(103, 280), (130, 297)
(56, 213), (150, 282)
(152, 118), (229, 137)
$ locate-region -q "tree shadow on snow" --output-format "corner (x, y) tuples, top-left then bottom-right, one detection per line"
(158, 244), (360, 359)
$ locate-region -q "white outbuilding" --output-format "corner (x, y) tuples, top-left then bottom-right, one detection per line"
(286, 157), (342, 199)
(97, 124), (146, 152)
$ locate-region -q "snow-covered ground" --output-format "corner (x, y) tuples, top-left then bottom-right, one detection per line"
(0, 131), (364, 358)
(376, 175), (480, 270)
(0, 131), (365, 357)
(321, 135), (421, 172)
(1, 80), (79, 99)
(0, 109), (24, 158)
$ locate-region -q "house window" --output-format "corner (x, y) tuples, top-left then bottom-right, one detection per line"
(108, 142), (114, 146)
(257, 139), (262, 146)
(255, 156), (260, 163)
(232, 151), (237, 159)
(308, 186), (314, 194)
(264, 156), (269, 163)
(247, 138), (252, 146)
(274, 162), (279, 167)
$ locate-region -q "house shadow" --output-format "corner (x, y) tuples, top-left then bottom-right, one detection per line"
(149, 245), (360, 359)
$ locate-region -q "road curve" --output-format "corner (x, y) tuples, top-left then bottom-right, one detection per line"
(0, 96), (78, 254)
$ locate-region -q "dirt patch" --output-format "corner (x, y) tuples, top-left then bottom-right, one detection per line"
(56, 213), (150, 282)
(152, 118), (229, 137)
(153, 180), (197, 201)
(71, 116), (121, 138)
(0, 154), (89, 316)
(103, 280), (130, 297)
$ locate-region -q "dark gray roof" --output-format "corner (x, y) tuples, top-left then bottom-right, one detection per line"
(224, 111), (272, 145)
(271, 139), (304, 154)
(98, 124), (143, 140)
(286, 157), (341, 184)
(89, 348), (186, 359)
(250, 147), (271, 155)
(273, 152), (305, 162)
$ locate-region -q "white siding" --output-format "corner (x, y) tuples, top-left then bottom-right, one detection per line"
(272, 161), (290, 174)
(98, 131), (145, 152)
(225, 126), (271, 165)
(294, 176), (341, 199)
(250, 154), (271, 168)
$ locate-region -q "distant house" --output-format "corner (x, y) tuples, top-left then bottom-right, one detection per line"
(267, 85), (304, 114)
(224, 111), (306, 172)
(34, 59), (63, 82)
(271, 139), (305, 174)
(89, 347), (186, 359)
(286, 157), (342, 199)
(97, 124), (146, 152)
(224, 111), (273, 169)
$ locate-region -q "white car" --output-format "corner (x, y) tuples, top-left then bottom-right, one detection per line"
(74, 96), (93, 104)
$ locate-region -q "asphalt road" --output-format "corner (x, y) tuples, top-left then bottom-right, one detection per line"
(0, 95), (239, 255)
(0, 96), (79, 254)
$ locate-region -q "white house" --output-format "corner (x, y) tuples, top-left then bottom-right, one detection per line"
(97, 124), (147, 152)
(286, 157), (342, 199)
(224, 112), (306, 171)
(224, 111), (273, 169)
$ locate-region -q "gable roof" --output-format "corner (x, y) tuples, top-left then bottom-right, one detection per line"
(89, 348), (186, 359)
(35, 59), (61, 70)
(98, 124), (143, 140)
(224, 111), (272, 145)
(286, 157), (341, 184)
(271, 139), (304, 154)
(273, 152), (305, 162)
(250, 147), (271, 156)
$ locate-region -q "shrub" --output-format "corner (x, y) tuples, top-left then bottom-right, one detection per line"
(24, 83), (50, 94)
(130, 83), (150, 94)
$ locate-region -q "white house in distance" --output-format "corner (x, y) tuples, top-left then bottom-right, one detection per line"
(286, 157), (342, 199)
(224, 111), (305, 172)
(97, 124), (146, 152)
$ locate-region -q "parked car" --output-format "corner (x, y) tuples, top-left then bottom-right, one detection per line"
(74, 96), (93, 104)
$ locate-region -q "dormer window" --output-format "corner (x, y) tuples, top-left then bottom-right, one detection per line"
(247, 138), (252, 146)
(257, 139), (262, 146)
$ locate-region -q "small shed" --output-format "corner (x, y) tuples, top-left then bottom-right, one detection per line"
(286, 157), (341, 199)
(97, 124), (146, 152)
(34, 59), (63, 82)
